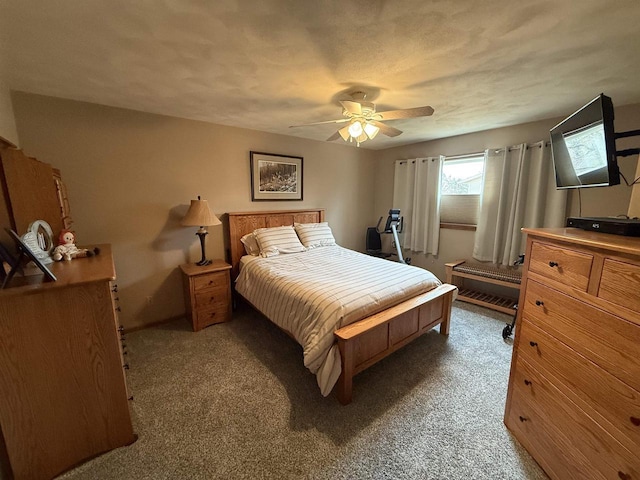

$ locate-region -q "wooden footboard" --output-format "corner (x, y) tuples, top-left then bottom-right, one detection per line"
(334, 284), (457, 405)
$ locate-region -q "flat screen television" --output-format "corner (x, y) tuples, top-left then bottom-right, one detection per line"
(550, 93), (619, 189)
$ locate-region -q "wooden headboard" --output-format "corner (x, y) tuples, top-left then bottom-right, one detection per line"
(227, 208), (325, 279)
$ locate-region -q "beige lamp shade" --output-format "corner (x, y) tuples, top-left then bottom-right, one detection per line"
(181, 198), (221, 227)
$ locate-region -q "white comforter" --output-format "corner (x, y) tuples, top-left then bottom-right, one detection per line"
(235, 246), (442, 396)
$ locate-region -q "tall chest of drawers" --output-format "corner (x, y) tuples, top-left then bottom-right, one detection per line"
(504, 228), (640, 480)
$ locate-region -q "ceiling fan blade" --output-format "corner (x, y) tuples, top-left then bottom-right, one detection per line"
(339, 100), (362, 116)
(338, 124), (351, 141)
(370, 120), (402, 137)
(326, 131), (341, 141)
(377, 106), (434, 120)
(290, 118), (350, 128)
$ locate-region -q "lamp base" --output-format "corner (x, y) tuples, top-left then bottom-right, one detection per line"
(195, 228), (211, 266)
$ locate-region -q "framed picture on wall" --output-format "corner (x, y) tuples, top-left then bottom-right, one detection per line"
(250, 151), (303, 201)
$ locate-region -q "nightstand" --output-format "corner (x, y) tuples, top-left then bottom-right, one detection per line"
(180, 260), (232, 331)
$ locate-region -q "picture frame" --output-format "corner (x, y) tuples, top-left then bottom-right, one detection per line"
(5, 228), (57, 283)
(250, 151), (303, 201)
(0, 241), (19, 285)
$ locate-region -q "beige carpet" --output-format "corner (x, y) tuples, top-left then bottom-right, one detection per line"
(59, 301), (548, 480)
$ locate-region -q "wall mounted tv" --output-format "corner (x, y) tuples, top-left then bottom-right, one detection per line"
(550, 93), (619, 189)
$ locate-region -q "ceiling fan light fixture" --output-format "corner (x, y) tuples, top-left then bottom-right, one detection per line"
(348, 120), (364, 138)
(363, 122), (380, 139)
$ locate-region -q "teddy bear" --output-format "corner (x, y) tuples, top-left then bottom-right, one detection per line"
(52, 230), (100, 261)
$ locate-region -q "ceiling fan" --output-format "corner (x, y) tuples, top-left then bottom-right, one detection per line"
(290, 92), (434, 146)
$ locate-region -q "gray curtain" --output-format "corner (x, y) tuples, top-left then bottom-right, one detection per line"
(393, 156), (443, 255)
(473, 142), (567, 265)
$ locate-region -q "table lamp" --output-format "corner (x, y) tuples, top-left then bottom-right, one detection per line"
(181, 196), (221, 266)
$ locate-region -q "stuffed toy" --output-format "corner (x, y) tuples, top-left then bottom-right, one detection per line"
(52, 230), (100, 261)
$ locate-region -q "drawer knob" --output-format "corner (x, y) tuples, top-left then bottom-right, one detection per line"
(112, 284), (118, 292)
(210, 312), (217, 318)
(118, 325), (125, 332)
(123, 363), (130, 370)
(631, 416), (640, 426)
(548, 261), (558, 267)
(524, 379), (532, 386)
(529, 341), (538, 347)
(618, 472), (631, 480)
(518, 416), (528, 422)
(535, 300), (544, 307)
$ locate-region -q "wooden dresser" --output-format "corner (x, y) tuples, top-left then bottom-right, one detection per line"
(0, 245), (135, 480)
(504, 228), (640, 480)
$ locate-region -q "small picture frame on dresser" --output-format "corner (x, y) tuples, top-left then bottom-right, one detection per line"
(3, 228), (57, 287)
(0, 241), (18, 285)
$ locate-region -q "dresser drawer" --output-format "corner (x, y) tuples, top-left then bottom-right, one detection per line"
(195, 304), (229, 330)
(510, 356), (640, 480)
(599, 258), (640, 314)
(193, 271), (228, 292)
(194, 285), (228, 309)
(518, 318), (640, 451)
(506, 371), (594, 480)
(522, 279), (640, 393)
(529, 241), (593, 291)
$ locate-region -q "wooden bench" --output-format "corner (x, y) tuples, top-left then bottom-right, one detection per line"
(445, 260), (521, 314)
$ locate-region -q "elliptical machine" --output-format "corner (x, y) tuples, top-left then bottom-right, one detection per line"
(366, 209), (410, 265)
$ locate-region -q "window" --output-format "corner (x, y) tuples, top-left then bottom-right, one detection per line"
(440, 154), (485, 226)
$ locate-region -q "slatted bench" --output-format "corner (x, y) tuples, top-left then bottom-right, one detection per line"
(445, 259), (521, 314)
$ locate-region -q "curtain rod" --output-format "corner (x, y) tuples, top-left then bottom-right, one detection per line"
(445, 152), (483, 160)
(504, 141), (551, 152)
(397, 140), (552, 163)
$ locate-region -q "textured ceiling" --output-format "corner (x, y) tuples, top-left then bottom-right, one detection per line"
(2, 0), (640, 150)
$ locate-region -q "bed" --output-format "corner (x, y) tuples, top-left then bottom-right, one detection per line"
(228, 209), (457, 404)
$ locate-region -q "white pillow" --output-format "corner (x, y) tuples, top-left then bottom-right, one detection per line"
(253, 225), (306, 257)
(294, 222), (336, 249)
(240, 233), (260, 256)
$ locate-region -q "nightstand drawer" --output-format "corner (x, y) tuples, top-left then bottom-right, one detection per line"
(195, 304), (229, 330)
(529, 241), (593, 291)
(193, 271), (228, 292)
(194, 286), (228, 309)
(522, 279), (640, 392)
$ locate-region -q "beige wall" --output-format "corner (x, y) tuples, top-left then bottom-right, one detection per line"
(373, 103), (640, 280)
(11, 91), (640, 328)
(12, 92), (376, 330)
(0, 78), (19, 146)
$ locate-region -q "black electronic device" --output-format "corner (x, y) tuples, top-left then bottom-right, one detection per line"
(550, 94), (619, 189)
(566, 216), (640, 237)
(383, 209), (402, 233)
